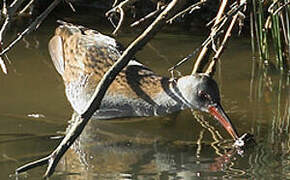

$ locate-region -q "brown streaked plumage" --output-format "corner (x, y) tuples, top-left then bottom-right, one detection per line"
(49, 21), (239, 140)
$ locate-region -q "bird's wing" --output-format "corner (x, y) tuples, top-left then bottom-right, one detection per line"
(49, 35), (65, 75)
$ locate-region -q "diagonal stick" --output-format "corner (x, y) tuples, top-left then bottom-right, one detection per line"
(16, 0), (181, 178)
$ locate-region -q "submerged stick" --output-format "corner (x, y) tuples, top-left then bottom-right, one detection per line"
(16, 0), (181, 178)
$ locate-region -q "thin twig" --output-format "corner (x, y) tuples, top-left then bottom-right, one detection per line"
(0, 0), (62, 57)
(191, 0), (247, 75)
(168, 46), (201, 72)
(208, 2), (244, 31)
(0, 16), (10, 45)
(130, 5), (165, 27)
(273, 2), (290, 15)
(106, 0), (138, 35)
(112, 7), (124, 36)
(207, 2), (238, 28)
(112, 0), (119, 7)
(168, 25), (225, 76)
(8, 0), (26, 15)
(1, 0), (7, 18)
(0, 0), (26, 73)
(16, 0), (181, 178)
(0, 57), (7, 74)
(206, 14), (239, 75)
(18, 0), (35, 15)
(205, 0), (247, 75)
(67, 1), (76, 12)
(0, 0), (9, 74)
(16, 156), (50, 175)
(192, 0), (229, 74)
(167, 0), (206, 24)
(0, 1), (11, 44)
(172, 2), (246, 74)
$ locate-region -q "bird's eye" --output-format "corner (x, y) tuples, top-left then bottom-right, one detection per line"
(198, 91), (211, 101)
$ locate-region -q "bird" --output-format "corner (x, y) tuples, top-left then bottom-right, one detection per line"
(48, 21), (239, 140)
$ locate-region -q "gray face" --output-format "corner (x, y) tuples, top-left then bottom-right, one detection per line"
(177, 75), (238, 139)
(196, 76), (220, 111)
(193, 75), (221, 112)
(189, 74), (239, 139)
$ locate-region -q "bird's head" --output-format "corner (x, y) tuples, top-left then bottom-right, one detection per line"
(177, 74), (239, 139)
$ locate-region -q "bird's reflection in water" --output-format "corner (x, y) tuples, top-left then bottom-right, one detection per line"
(56, 112), (247, 180)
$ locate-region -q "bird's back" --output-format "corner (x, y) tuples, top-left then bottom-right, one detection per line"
(49, 22), (174, 118)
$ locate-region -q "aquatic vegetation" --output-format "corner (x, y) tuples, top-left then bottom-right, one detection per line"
(251, 0), (290, 71)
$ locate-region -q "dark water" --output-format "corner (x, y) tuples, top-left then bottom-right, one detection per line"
(0, 17), (289, 180)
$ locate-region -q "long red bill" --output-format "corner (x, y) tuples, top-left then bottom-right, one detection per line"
(208, 103), (239, 140)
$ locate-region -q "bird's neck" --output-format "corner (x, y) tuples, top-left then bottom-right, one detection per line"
(149, 77), (194, 116)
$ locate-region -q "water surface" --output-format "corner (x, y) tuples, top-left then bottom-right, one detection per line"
(0, 17), (289, 180)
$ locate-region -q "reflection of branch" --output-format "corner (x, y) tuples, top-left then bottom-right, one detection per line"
(147, 42), (171, 65)
(196, 129), (204, 158)
(193, 111), (224, 156)
(16, 0), (180, 177)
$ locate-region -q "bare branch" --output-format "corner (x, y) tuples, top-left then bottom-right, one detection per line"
(0, 57), (7, 74)
(15, 156), (50, 174)
(0, 0), (27, 44)
(67, 1), (76, 12)
(8, 0), (26, 15)
(112, 6), (124, 36)
(191, 0), (229, 74)
(191, 0), (247, 75)
(0, 2), (11, 45)
(0, 16), (10, 46)
(16, 0), (181, 178)
(205, 14), (239, 75)
(167, 0), (206, 24)
(18, 0), (35, 15)
(0, 0), (62, 57)
(273, 2), (290, 15)
(112, 0), (119, 7)
(1, 0), (7, 17)
(131, 5), (165, 27)
(106, 0), (138, 35)
(205, 0), (247, 75)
